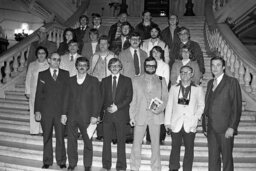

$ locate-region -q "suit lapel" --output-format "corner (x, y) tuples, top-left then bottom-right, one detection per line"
(213, 74), (227, 95)
(116, 75), (123, 98)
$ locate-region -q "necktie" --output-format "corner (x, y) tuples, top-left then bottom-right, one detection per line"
(70, 55), (74, 61)
(53, 69), (57, 81)
(112, 76), (117, 102)
(212, 78), (217, 91)
(134, 50), (140, 75)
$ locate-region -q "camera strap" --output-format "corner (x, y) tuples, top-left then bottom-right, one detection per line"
(178, 84), (191, 101)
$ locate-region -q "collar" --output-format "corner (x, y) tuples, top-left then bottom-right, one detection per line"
(50, 68), (59, 74)
(214, 73), (224, 85)
(112, 73), (120, 79)
(130, 47), (139, 54)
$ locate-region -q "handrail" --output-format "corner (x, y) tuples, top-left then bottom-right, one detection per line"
(0, 0), (91, 96)
(204, 0), (256, 110)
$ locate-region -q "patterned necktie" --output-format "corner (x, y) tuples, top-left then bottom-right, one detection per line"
(134, 50), (140, 75)
(70, 55), (74, 62)
(53, 69), (57, 81)
(112, 76), (117, 102)
(212, 78), (217, 91)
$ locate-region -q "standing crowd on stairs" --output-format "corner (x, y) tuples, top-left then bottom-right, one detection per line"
(24, 10), (242, 171)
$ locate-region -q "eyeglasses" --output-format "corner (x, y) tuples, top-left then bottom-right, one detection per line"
(51, 58), (61, 62)
(38, 52), (46, 55)
(78, 64), (89, 67)
(145, 65), (157, 68)
(130, 38), (140, 41)
(180, 71), (192, 75)
(110, 65), (121, 68)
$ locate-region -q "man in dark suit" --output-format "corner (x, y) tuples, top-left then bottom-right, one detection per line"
(74, 15), (90, 54)
(202, 56), (242, 171)
(61, 57), (101, 171)
(101, 58), (133, 171)
(34, 52), (68, 169)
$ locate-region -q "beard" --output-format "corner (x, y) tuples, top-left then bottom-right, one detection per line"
(145, 70), (156, 75)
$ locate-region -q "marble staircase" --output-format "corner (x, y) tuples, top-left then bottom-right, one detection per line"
(0, 16), (255, 171)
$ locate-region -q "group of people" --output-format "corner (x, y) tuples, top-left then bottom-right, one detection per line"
(25, 10), (242, 171)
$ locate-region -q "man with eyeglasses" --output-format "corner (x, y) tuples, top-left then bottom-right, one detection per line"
(100, 58), (133, 171)
(177, 27), (205, 75)
(61, 57), (101, 171)
(34, 52), (69, 169)
(165, 65), (205, 171)
(119, 32), (147, 79)
(130, 57), (168, 171)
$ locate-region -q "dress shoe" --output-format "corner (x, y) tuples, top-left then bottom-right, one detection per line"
(41, 164), (50, 169)
(84, 166), (91, 171)
(58, 164), (66, 169)
(67, 166), (75, 171)
(96, 136), (103, 141)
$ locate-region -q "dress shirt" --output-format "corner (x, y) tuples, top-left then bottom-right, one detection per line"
(112, 73), (120, 86)
(91, 42), (98, 54)
(70, 53), (79, 61)
(77, 74), (86, 85)
(50, 68), (59, 77)
(129, 47), (141, 73)
(215, 73), (224, 86)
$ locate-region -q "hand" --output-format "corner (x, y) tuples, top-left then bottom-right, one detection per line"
(107, 104), (118, 113)
(130, 119), (135, 127)
(61, 115), (67, 125)
(225, 128), (234, 138)
(25, 94), (30, 99)
(35, 112), (41, 122)
(90, 117), (98, 124)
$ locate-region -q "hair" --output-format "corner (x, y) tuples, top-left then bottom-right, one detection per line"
(129, 32), (141, 39)
(108, 58), (123, 70)
(178, 26), (190, 38)
(211, 56), (226, 67)
(89, 28), (99, 36)
(150, 46), (165, 61)
(67, 40), (79, 46)
(79, 15), (89, 25)
(168, 14), (179, 25)
(179, 45), (192, 60)
(91, 13), (101, 19)
(121, 21), (131, 28)
(150, 26), (161, 37)
(63, 28), (76, 42)
(75, 57), (90, 70)
(35, 46), (48, 58)
(180, 65), (193, 73)
(142, 10), (151, 16)
(144, 56), (157, 68)
(98, 35), (109, 44)
(118, 12), (128, 16)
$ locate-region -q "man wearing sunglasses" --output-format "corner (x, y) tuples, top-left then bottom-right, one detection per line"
(34, 52), (69, 169)
(130, 57), (168, 171)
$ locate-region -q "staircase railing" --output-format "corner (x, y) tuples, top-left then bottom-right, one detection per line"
(204, 0), (256, 111)
(0, 0), (91, 97)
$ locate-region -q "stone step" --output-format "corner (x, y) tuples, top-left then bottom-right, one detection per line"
(0, 98), (29, 110)
(0, 144), (255, 171)
(0, 107), (29, 115)
(1, 129), (256, 149)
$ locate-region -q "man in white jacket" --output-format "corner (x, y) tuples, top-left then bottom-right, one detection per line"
(165, 65), (205, 171)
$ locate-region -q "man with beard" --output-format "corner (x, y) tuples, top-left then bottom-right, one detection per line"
(110, 21), (132, 55)
(135, 10), (158, 40)
(141, 26), (170, 63)
(129, 57), (168, 171)
(61, 57), (101, 171)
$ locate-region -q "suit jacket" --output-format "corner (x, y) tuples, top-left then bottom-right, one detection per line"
(101, 74), (133, 123)
(202, 74), (242, 134)
(110, 36), (130, 55)
(140, 38), (170, 63)
(118, 48), (147, 79)
(130, 74), (168, 125)
(63, 74), (101, 124)
(81, 42), (100, 62)
(96, 25), (109, 36)
(161, 26), (181, 67)
(57, 41), (69, 56)
(34, 68), (69, 117)
(165, 83), (205, 133)
(135, 21), (158, 40)
(74, 26), (90, 53)
(60, 53), (82, 77)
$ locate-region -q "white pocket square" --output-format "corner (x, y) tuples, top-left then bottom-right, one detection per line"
(40, 80), (45, 84)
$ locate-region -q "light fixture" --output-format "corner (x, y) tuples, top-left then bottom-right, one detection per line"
(14, 23), (34, 41)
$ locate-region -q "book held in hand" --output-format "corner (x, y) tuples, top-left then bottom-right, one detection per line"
(149, 97), (163, 110)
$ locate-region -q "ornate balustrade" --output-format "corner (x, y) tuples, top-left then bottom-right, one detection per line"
(204, 0), (256, 110)
(0, 22), (64, 91)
